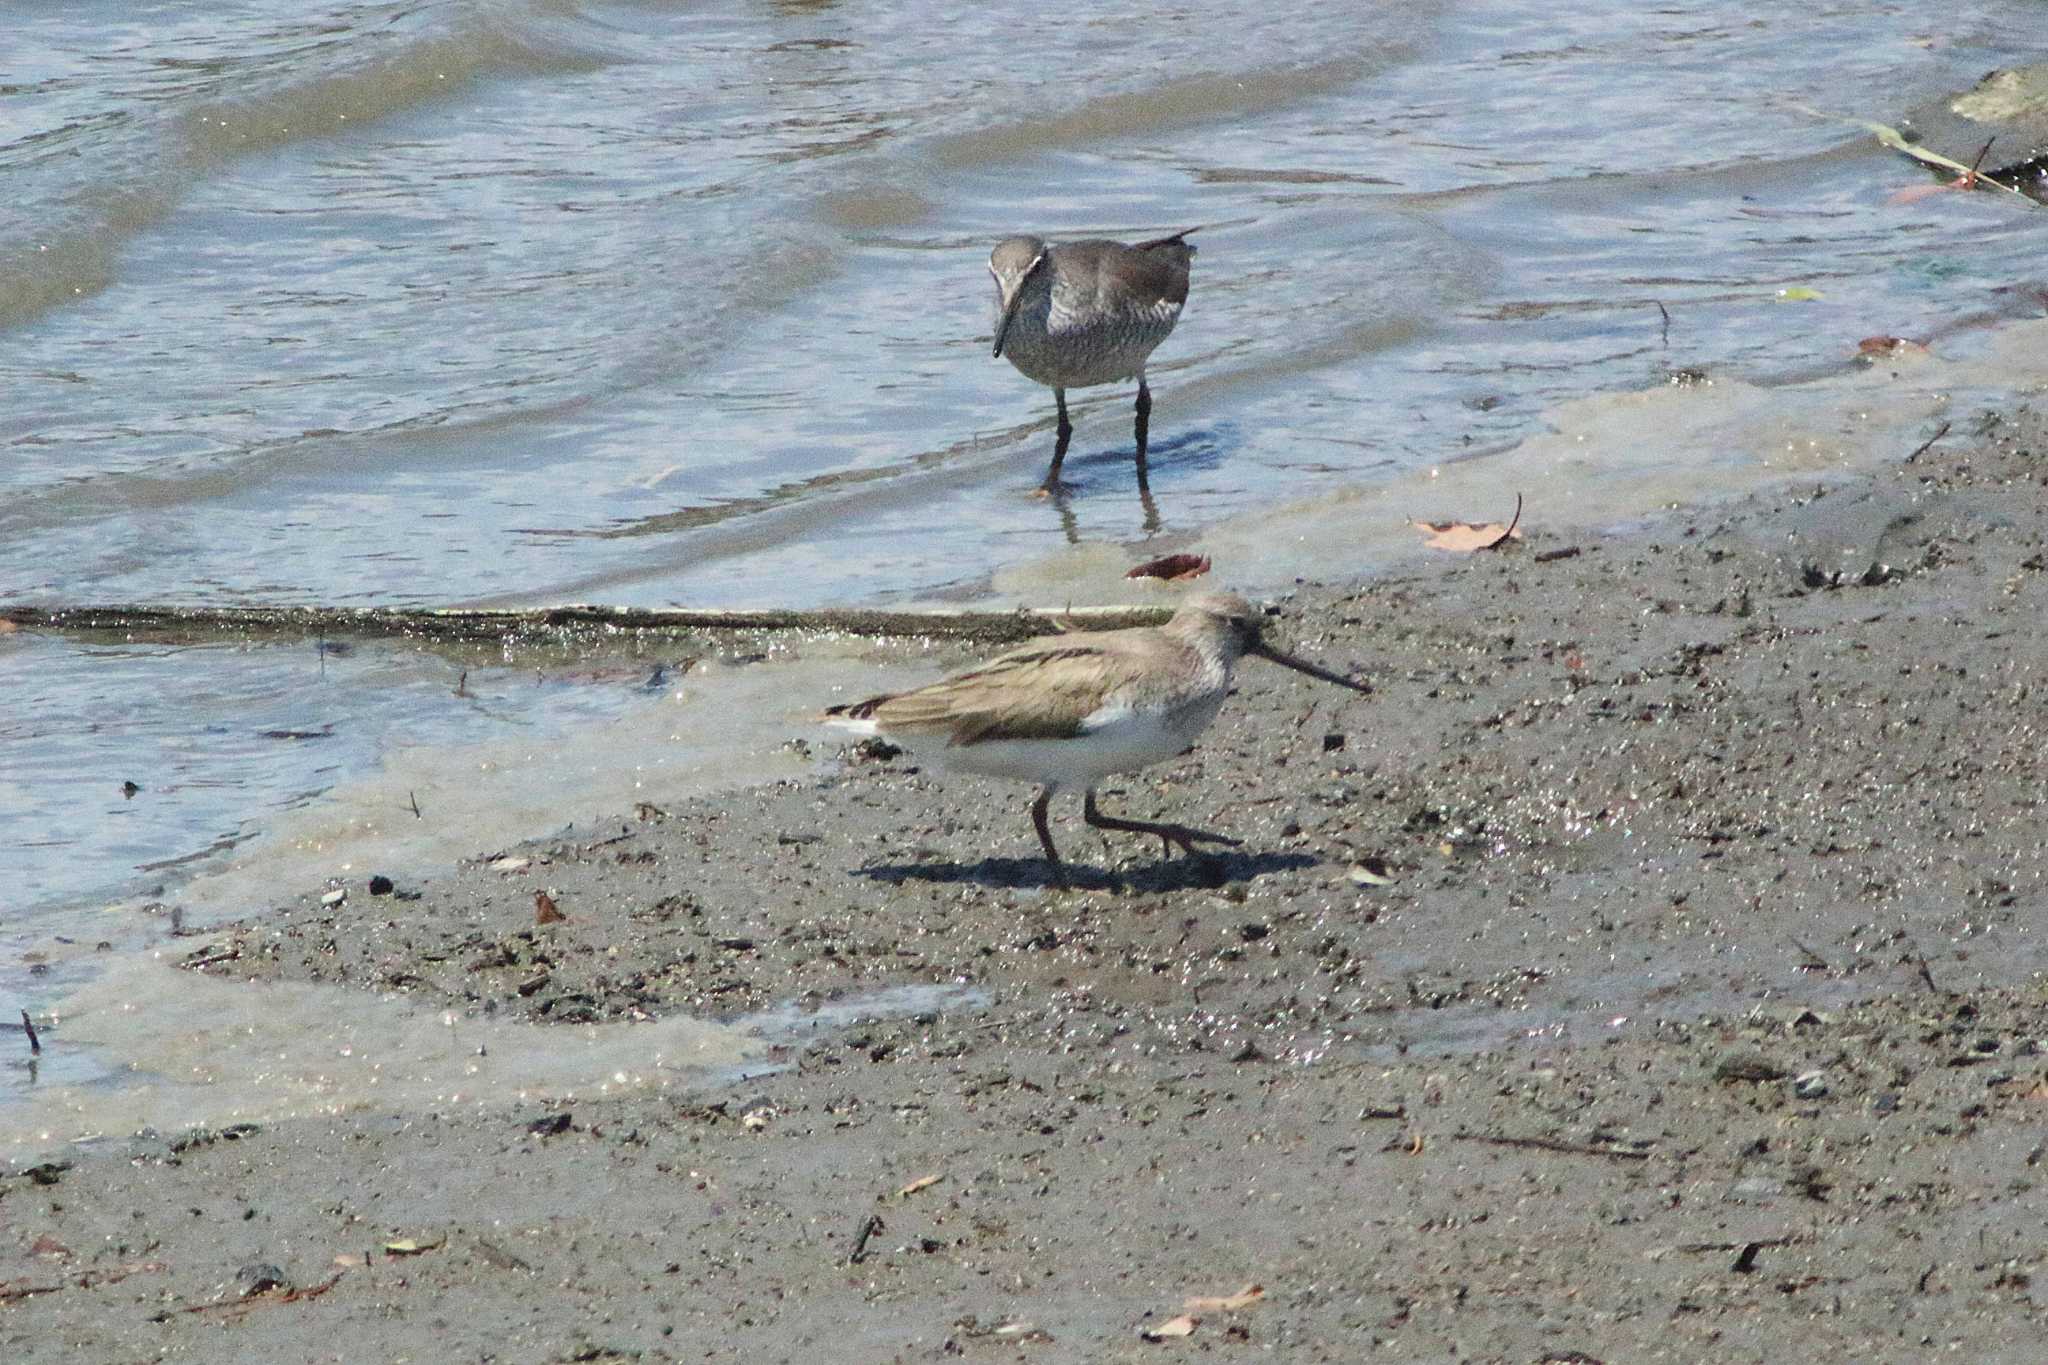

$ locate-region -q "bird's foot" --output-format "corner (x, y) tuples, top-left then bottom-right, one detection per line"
(1084, 794), (1237, 862)
(1131, 822), (1240, 858)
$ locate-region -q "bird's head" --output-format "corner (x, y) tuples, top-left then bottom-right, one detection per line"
(989, 235), (1048, 358)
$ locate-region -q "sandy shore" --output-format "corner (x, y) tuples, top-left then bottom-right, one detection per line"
(8, 405), (2048, 1361)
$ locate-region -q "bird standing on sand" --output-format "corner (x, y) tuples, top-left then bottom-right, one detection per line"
(989, 230), (1196, 492)
(824, 592), (1367, 885)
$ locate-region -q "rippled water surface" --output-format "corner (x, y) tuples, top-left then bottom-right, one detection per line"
(4, 0), (2046, 952)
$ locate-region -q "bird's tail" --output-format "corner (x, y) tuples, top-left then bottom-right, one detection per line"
(821, 694), (892, 734)
(1137, 226), (1202, 253)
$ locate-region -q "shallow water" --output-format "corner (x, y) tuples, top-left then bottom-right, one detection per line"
(0, 954), (982, 1151)
(5, 2), (2048, 1032)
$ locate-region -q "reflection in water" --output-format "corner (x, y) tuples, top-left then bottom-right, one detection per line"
(1044, 471), (1162, 544)
(1044, 421), (1232, 541)
(1136, 469), (1163, 537)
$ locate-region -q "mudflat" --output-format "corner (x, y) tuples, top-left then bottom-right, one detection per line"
(8, 408), (2048, 1362)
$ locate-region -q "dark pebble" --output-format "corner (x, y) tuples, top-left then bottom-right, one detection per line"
(236, 1263), (289, 1297)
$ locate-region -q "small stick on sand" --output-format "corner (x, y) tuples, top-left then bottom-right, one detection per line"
(1455, 1131), (1649, 1161)
(1482, 493), (1524, 551)
(1789, 938), (1830, 971)
(19, 1010), (39, 1055)
(1906, 420), (1952, 462)
(1914, 952), (1940, 993)
(848, 1214), (884, 1266)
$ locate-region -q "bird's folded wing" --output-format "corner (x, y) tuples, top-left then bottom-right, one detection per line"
(1106, 240), (1193, 309)
(865, 642), (1152, 746)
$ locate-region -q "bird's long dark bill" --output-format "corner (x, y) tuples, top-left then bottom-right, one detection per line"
(991, 253), (1045, 358)
(992, 304), (1015, 356)
(992, 286), (1023, 357)
(1252, 643), (1371, 693)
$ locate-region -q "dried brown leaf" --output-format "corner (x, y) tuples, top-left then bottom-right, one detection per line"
(1415, 493), (1523, 551)
(1140, 1313), (1200, 1342)
(1347, 861), (1394, 887)
(1856, 335), (1929, 356)
(1184, 1283), (1264, 1312)
(1127, 553), (1212, 582)
(382, 1237), (443, 1257)
(534, 890), (565, 925)
(1413, 519), (1513, 551)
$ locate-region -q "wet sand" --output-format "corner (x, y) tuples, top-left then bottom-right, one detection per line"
(8, 406), (2048, 1361)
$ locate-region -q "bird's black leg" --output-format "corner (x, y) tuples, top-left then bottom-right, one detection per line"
(1041, 389), (1072, 491)
(1131, 372), (1160, 530)
(1134, 375), (1152, 472)
(1031, 786), (1069, 888)
(1083, 790), (1239, 860)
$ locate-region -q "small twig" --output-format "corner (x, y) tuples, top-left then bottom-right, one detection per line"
(19, 1010), (40, 1055)
(1654, 299), (1671, 348)
(1789, 938), (1829, 971)
(1482, 493), (1524, 551)
(1677, 1236), (1797, 1255)
(848, 1214), (884, 1265)
(581, 828), (636, 851)
(1534, 545), (1581, 564)
(0, 1260), (168, 1300)
(1906, 420), (1951, 462)
(1789, 105), (2035, 201)
(184, 949), (243, 970)
(408, 790), (422, 819)
(1914, 952), (1940, 993)
(168, 1272), (345, 1319)
(1455, 1131), (1650, 1161)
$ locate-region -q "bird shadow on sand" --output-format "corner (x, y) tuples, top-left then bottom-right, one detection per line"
(854, 846), (1318, 893)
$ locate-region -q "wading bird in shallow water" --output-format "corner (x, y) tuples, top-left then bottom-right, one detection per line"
(988, 229), (1196, 493)
(825, 592), (1367, 886)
